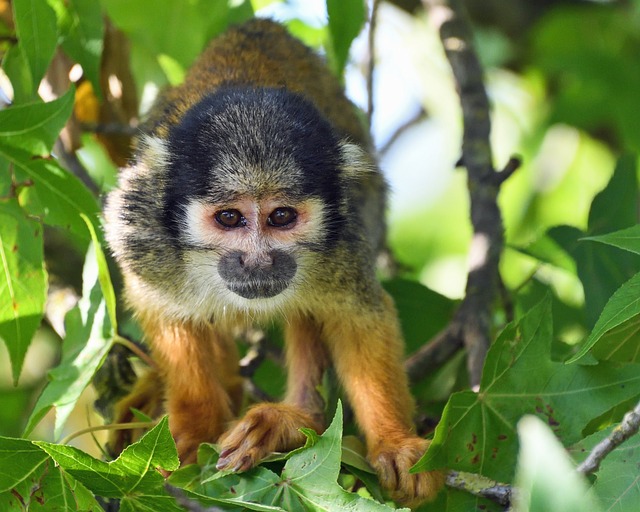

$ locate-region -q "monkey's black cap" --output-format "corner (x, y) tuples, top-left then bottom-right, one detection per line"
(163, 86), (346, 244)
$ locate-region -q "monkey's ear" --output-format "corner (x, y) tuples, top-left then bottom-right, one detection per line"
(339, 141), (379, 181)
(135, 135), (171, 174)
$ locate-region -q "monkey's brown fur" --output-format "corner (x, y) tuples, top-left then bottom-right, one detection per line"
(104, 19), (444, 507)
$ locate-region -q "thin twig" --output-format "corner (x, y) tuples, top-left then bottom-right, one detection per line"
(577, 399), (640, 475)
(60, 421), (155, 445)
(367, 0), (380, 126)
(114, 334), (157, 370)
(378, 107), (429, 157)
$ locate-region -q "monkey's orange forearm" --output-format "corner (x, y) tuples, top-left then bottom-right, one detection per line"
(140, 316), (242, 464)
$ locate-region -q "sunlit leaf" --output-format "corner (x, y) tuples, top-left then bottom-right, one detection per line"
(12, 0), (58, 90)
(0, 89), (74, 155)
(0, 143), (99, 241)
(0, 200), (46, 385)
(24, 243), (113, 437)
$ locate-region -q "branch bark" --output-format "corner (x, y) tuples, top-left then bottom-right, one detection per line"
(415, 0), (518, 387)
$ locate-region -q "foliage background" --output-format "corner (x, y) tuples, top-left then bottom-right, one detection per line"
(1, 0), (640, 511)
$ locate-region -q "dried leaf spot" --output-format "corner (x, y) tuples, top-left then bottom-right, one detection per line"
(497, 434), (508, 441)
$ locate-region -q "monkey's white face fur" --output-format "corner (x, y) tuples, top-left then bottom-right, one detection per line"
(179, 195), (327, 317)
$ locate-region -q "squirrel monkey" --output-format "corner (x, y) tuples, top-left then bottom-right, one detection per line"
(104, 19), (443, 507)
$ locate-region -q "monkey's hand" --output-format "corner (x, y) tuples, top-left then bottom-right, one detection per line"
(369, 437), (445, 508)
(216, 403), (320, 472)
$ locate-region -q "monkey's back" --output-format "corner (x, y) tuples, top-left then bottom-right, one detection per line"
(144, 19), (369, 148)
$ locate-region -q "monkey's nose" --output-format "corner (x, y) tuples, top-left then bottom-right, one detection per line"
(237, 252), (274, 269)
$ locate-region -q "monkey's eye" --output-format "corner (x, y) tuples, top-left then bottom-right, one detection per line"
(215, 209), (245, 228)
(267, 207), (297, 228)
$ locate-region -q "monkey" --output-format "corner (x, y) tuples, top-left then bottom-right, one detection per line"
(104, 18), (444, 507)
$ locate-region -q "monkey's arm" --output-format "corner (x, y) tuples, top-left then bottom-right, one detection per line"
(138, 317), (242, 464)
(216, 315), (330, 471)
(323, 292), (445, 507)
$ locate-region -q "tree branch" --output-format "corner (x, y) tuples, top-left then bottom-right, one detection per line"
(421, 0), (518, 387)
(577, 399), (640, 475)
(446, 470), (513, 507)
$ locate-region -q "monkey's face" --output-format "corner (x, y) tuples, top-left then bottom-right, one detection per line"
(152, 87), (351, 314)
(180, 194), (327, 306)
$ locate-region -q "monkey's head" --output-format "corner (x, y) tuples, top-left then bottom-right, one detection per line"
(105, 87), (377, 321)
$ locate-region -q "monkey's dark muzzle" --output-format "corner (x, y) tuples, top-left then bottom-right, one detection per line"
(218, 250), (297, 299)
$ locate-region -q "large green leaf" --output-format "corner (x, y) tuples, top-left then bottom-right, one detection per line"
(326, 0), (366, 75)
(0, 143), (100, 241)
(568, 271), (640, 363)
(24, 243), (114, 438)
(0, 200), (46, 385)
(569, 423), (640, 512)
(414, 296), (640, 483)
(12, 0), (58, 92)
(35, 417), (181, 510)
(0, 89), (75, 155)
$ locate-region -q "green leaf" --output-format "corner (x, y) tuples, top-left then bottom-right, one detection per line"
(415, 296), (640, 483)
(0, 143), (99, 241)
(12, 0), (58, 89)
(102, 0), (231, 72)
(0, 200), (46, 385)
(2, 44), (35, 103)
(568, 271), (640, 363)
(326, 0), (366, 75)
(569, 424), (640, 511)
(81, 213), (117, 331)
(185, 404), (402, 511)
(514, 416), (602, 512)
(24, 243), (113, 437)
(35, 417), (180, 509)
(584, 224), (640, 256)
(279, 403), (400, 511)
(0, 437), (101, 511)
(0, 89), (75, 155)
(0, 437), (48, 493)
(588, 154), (638, 234)
(60, 0), (104, 99)
(549, 155), (639, 327)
